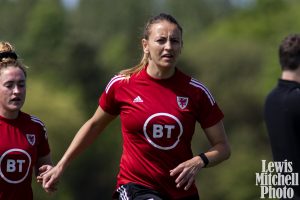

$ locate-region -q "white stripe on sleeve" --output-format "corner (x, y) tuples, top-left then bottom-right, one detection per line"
(190, 78), (216, 105)
(105, 75), (125, 94)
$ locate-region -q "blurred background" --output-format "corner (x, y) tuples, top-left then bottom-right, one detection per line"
(1, 0), (299, 199)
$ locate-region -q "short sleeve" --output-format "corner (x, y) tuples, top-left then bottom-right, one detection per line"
(194, 84), (224, 129)
(99, 75), (125, 115)
(35, 119), (50, 157)
(198, 103), (224, 129)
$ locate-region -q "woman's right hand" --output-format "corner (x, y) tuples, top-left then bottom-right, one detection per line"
(39, 107), (116, 193)
(40, 164), (63, 193)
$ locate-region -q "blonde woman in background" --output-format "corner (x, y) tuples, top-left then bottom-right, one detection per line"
(0, 42), (53, 200)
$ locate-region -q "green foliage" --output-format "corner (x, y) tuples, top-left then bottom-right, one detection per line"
(0, 0), (37, 42)
(20, 0), (66, 72)
(100, 33), (132, 72)
(2, 0), (300, 199)
(23, 76), (87, 200)
(182, 1), (300, 199)
(23, 76), (86, 160)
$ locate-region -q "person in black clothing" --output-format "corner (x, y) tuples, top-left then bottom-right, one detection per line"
(264, 34), (300, 199)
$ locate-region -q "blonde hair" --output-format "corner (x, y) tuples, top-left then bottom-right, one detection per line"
(0, 41), (27, 77)
(119, 13), (183, 78)
(119, 53), (149, 77)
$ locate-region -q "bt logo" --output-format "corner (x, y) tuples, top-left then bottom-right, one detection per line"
(143, 113), (183, 150)
(0, 148), (31, 184)
(153, 124), (175, 139)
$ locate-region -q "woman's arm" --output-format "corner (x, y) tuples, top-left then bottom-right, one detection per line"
(41, 106), (116, 192)
(36, 154), (53, 189)
(202, 120), (231, 167)
(36, 153), (53, 178)
(170, 121), (231, 190)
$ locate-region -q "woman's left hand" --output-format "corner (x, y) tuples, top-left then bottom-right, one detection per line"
(37, 165), (53, 184)
(170, 156), (204, 191)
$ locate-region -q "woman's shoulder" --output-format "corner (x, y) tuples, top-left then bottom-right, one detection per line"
(177, 70), (211, 92)
(104, 74), (128, 93)
(177, 72), (216, 105)
(20, 111), (46, 129)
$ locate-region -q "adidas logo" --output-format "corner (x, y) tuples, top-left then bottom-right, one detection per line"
(133, 96), (143, 103)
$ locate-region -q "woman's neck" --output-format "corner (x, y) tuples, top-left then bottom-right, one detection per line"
(0, 109), (19, 119)
(146, 64), (175, 79)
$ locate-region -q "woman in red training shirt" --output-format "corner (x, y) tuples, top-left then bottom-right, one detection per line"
(0, 41), (53, 200)
(42, 13), (231, 200)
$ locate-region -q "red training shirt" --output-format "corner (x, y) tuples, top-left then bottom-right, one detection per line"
(0, 111), (50, 200)
(99, 66), (224, 199)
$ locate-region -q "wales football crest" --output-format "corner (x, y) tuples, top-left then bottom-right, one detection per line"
(177, 96), (189, 109)
(26, 134), (36, 146)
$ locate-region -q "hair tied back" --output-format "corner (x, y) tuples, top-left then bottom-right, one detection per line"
(0, 52), (18, 61)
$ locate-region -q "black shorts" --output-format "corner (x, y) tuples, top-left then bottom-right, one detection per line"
(114, 183), (200, 200)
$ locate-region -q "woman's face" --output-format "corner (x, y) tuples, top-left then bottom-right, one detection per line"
(0, 66), (26, 118)
(143, 20), (182, 70)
